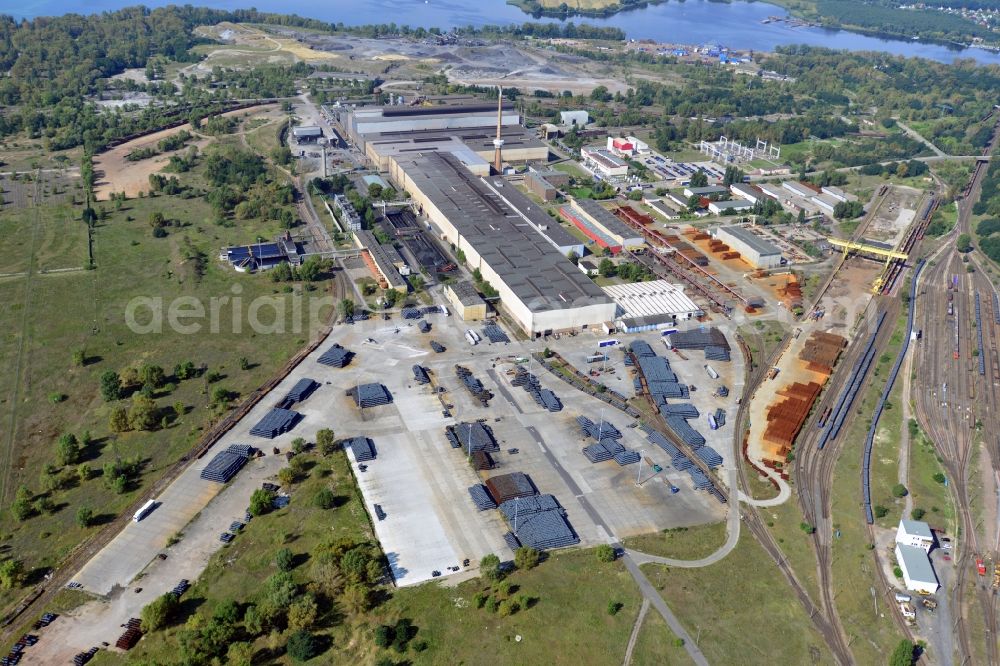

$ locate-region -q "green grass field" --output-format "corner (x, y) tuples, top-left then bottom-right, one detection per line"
(630, 607), (692, 665)
(642, 534), (835, 666)
(622, 522), (727, 560)
(0, 152), (330, 616)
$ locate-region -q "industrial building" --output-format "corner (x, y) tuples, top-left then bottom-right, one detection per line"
(895, 544), (939, 594)
(683, 185), (728, 198)
(221, 234), (304, 272)
(729, 182), (765, 205)
(811, 193), (840, 215)
(896, 520), (934, 552)
(364, 125), (548, 172)
(345, 99), (519, 147)
(626, 136), (650, 154)
(560, 110), (589, 127)
(292, 126), (323, 142)
(713, 225), (783, 268)
(581, 147), (629, 178)
(559, 198), (644, 254)
(821, 185), (855, 203)
(445, 282), (488, 321)
(603, 280), (703, 332)
(707, 199), (753, 215)
(333, 194), (363, 232)
(390, 151), (615, 336)
(525, 172), (558, 202)
(648, 199), (682, 220)
(353, 230), (408, 293)
(782, 181), (817, 198)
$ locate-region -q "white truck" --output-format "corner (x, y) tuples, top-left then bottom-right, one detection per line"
(133, 499), (158, 523)
(705, 364), (719, 380)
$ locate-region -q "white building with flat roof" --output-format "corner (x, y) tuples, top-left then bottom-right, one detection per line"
(714, 225), (783, 268)
(708, 199), (753, 215)
(581, 147), (629, 178)
(895, 544), (939, 594)
(560, 110), (589, 127)
(783, 181), (816, 198)
(730, 183), (764, 205)
(896, 520), (934, 552)
(604, 280), (703, 332)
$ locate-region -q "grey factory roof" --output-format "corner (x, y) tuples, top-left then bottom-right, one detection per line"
(365, 125), (546, 155)
(449, 281), (486, 307)
(717, 225), (782, 257)
(572, 198), (641, 241)
(400, 152), (611, 312)
(354, 230), (408, 289)
(899, 520), (933, 539)
(685, 185), (728, 195)
(292, 126), (322, 137)
(896, 544), (938, 584)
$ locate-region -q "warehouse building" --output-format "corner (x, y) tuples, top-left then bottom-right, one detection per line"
(445, 282), (488, 321)
(525, 172), (558, 201)
(714, 225), (783, 268)
(811, 193), (840, 215)
(683, 185), (728, 198)
(292, 126), (323, 142)
(604, 280), (703, 332)
(782, 181), (817, 198)
(730, 182), (764, 205)
(560, 110), (589, 127)
(581, 147), (629, 178)
(333, 194), (363, 232)
(626, 136), (650, 154)
(896, 520), (934, 553)
(391, 152), (615, 336)
(345, 99), (519, 147)
(895, 544), (939, 594)
(364, 125), (548, 171)
(564, 198), (644, 251)
(353, 230), (408, 293)
(821, 185), (856, 203)
(648, 199), (682, 220)
(757, 182), (785, 201)
(708, 199), (753, 215)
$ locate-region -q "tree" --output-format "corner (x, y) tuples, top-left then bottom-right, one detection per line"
(56, 433), (81, 466)
(76, 506), (94, 528)
(140, 363), (166, 388)
(595, 544), (616, 562)
(957, 233), (973, 253)
(286, 630), (317, 662)
(141, 592), (179, 632)
(342, 583), (371, 614)
(892, 483), (909, 498)
(109, 405), (130, 432)
(316, 428), (337, 454)
(514, 546), (541, 571)
(100, 370), (122, 401)
(797, 208), (807, 224)
(338, 299), (356, 320)
(567, 250), (579, 265)
(149, 211), (166, 229)
(374, 624), (393, 648)
(129, 394), (159, 431)
(479, 553), (503, 581)
(72, 348), (86, 366)
(315, 488), (336, 509)
(287, 594), (318, 631)
(598, 258), (615, 278)
(911, 507), (926, 520)
(249, 488), (276, 516)
(889, 639), (916, 666)
(689, 170), (708, 188)
(0, 559), (25, 589)
(368, 183), (383, 200)
(276, 548), (295, 572)
(590, 85), (611, 102)
(226, 642), (254, 666)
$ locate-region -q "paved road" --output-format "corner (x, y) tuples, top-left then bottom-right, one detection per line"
(622, 554), (710, 666)
(895, 118), (948, 158)
(628, 468), (741, 569)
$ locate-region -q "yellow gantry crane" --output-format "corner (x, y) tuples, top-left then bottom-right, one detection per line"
(826, 237), (909, 294)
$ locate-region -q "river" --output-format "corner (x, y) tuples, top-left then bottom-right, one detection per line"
(12, 0), (1000, 66)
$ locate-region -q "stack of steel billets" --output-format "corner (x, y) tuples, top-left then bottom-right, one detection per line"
(347, 436), (377, 462)
(694, 446), (723, 468)
(318, 344), (353, 368)
(430, 340), (446, 353)
(669, 328), (730, 351)
(504, 532), (522, 551)
(664, 415), (705, 447)
(456, 365), (492, 405)
(614, 450), (641, 465)
(468, 484), (497, 511)
(704, 345), (731, 362)
(200, 444), (252, 482)
(282, 378), (319, 405)
(714, 403), (730, 425)
(401, 307), (421, 319)
(482, 324), (510, 343)
(447, 422), (499, 452)
(346, 383), (393, 408)
(412, 365), (431, 384)
(250, 408), (302, 438)
(629, 340), (657, 357)
(661, 403), (700, 418)
(417, 320), (431, 333)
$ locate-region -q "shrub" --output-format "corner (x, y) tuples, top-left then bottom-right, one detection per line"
(607, 600), (623, 615)
(141, 592), (179, 632)
(514, 546), (541, 571)
(286, 630), (317, 662)
(892, 484), (909, 498)
(314, 488), (336, 509)
(374, 624), (393, 648)
(249, 489), (276, 516)
(276, 548), (295, 572)
(480, 553), (503, 581)
(316, 428), (337, 454)
(595, 544), (615, 562)
(874, 505), (890, 518)
(893, 566), (904, 578)
(76, 506), (94, 528)
(911, 507), (926, 520)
